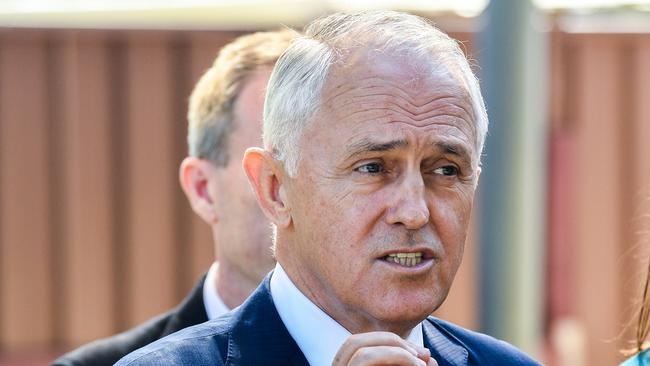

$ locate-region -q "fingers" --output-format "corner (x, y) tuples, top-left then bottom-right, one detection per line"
(333, 332), (417, 364)
(348, 345), (426, 365)
(332, 331), (437, 366)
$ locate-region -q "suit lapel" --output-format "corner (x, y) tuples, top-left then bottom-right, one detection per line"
(225, 274), (309, 366)
(423, 317), (468, 366)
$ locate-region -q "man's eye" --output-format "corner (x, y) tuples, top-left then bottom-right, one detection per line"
(356, 162), (384, 174)
(433, 165), (458, 176)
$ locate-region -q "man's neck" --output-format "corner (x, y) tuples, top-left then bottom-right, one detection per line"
(270, 263), (424, 366)
(276, 254), (419, 338)
(214, 260), (259, 309)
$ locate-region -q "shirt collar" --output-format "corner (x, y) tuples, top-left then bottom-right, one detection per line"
(270, 263), (423, 366)
(202, 261), (230, 320)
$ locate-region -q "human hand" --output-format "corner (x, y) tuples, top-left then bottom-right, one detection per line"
(332, 331), (438, 366)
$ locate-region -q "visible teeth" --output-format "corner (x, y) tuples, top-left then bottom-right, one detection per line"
(388, 252), (422, 258)
(386, 252), (423, 267)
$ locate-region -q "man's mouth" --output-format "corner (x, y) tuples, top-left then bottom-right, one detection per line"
(383, 252), (423, 267)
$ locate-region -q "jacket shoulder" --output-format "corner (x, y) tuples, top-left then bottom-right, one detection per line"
(115, 316), (232, 366)
(426, 317), (542, 365)
(51, 311), (174, 366)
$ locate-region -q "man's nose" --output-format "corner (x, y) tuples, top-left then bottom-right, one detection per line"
(384, 173), (430, 230)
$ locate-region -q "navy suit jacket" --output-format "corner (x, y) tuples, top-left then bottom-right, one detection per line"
(117, 274), (540, 366)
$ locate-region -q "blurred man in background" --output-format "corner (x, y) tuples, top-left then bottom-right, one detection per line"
(52, 29), (295, 366)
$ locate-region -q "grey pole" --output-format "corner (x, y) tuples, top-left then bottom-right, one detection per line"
(477, 0), (547, 354)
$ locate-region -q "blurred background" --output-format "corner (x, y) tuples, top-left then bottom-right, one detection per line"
(0, 0), (649, 365)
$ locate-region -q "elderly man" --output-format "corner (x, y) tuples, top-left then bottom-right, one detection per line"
(52, 30), (295, 366)
(116, 11), (540, 366)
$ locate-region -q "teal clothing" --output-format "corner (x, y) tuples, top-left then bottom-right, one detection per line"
(621, 349), (650, 366)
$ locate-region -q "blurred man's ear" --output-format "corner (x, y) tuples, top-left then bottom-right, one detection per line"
(179, 157), (219, 224)
(242, 147), (291, 228)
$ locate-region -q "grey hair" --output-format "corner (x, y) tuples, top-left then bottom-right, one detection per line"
(263, 10), (488, 176)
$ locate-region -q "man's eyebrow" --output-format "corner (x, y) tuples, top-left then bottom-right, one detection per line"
(343, 139), (408, 160)
(434, 141), (471, 160)
(342, 139), (473, 162)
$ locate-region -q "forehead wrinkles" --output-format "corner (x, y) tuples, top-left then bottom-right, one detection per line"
(323, 76), (476, 136)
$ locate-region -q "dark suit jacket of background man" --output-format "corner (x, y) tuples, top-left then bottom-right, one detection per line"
(51, 275), (209, 366)
(115, 273), (541, 366)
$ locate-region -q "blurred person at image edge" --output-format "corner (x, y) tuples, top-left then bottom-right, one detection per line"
(621, 259), (650, 366)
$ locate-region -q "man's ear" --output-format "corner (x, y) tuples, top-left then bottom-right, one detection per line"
(179, 157), (219, 224)
(242, 147), (291, 228)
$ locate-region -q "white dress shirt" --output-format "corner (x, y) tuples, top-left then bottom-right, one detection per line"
(270, 263), (424, 366)
(202, 262), (230, 320)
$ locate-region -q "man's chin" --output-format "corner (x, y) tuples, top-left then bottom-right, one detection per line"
(369, 303), (437, 332)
